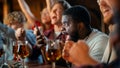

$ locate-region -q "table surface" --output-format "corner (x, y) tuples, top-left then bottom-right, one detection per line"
(27, 62), (67, 68)
(7, 61), (67, 68)
(27, 64), (67, 68)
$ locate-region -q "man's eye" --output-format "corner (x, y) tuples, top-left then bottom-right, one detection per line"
(64, 23), (68, 26)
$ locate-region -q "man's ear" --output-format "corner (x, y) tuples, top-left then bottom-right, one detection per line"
(77, 22), (84, 29)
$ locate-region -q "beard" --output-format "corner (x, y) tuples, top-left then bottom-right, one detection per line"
(103, 14), (114, 25)
(69, 35), (79, 42)
(68, 31), (79, 42)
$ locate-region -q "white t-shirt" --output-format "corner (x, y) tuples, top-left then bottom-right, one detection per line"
(85, 29), (108, 62)
(55, 31), (61, 38)
(101, 40), (117, 63)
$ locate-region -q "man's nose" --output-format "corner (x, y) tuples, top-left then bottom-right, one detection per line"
(97, 0), (106, 6)
(61, 27), (68, 35)
(61, 26), (66, 32)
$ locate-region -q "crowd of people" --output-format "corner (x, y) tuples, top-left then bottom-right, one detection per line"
(0, 0), (120, 68)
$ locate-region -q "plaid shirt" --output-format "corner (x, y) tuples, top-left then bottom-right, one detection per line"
(44, 28), (66, 42)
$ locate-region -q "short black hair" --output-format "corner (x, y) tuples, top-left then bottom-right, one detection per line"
(63, 5), (91, 28)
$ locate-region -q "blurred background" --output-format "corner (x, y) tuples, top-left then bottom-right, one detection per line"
(0, 0), (108, 33)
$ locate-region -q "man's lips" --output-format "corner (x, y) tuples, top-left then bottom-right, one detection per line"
(102, 9), (110, 17)
(52, 16), (57, 19)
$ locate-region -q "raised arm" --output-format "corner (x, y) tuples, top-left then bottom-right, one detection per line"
(46, 0), (55, 13)
(17, 0), (37, 27)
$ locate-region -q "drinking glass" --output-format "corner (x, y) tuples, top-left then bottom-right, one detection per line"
(17, 41), (30, 68)
(13, 41), (20, 61)
(45, 40), (62, 68)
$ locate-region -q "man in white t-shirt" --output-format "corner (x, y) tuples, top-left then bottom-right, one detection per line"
(62, 5), (108, 62)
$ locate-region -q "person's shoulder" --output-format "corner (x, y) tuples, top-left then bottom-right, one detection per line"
(88, 29), (108, 44)
(25, 30), (36, 46)
(25, 30), (35, 38)
(25, 30), (34, 35)
(92, 28), (108, 38)
(26, 30), (33, 33)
